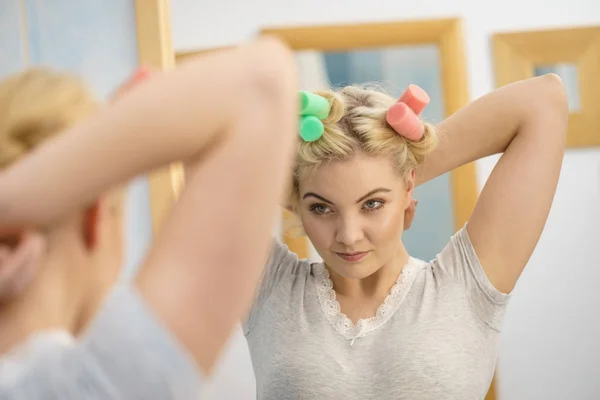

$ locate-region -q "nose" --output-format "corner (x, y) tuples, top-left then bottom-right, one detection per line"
(335, 215), (364, 247)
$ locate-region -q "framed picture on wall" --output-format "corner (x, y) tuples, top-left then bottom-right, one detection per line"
(493, 25), (600, 148)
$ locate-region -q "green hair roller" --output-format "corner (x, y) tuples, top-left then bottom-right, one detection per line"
(298, 91), (330, 142)
(299, 115), (324, 142)
(299, 91), (330, 120)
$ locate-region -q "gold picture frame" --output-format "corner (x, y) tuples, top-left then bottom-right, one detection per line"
(493, 25), (600, 148)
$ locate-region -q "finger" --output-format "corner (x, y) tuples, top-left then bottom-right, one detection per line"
(0, 233), (44, 300)
(111, 67), (153, 101)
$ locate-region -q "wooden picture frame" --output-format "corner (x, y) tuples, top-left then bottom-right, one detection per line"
(493, 25), (600, 148)
(134, 0), (185, 233)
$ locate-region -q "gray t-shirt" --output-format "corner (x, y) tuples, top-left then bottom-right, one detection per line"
(0, 282), (203, 399)
(244, 225), (510, 400)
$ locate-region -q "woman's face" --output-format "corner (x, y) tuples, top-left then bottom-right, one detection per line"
(298, 152), (414, 280)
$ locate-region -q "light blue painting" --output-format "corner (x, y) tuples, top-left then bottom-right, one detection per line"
(296, 45), (454, 261)
(0, 0), (26, 79)
(25, 0), (139, 98)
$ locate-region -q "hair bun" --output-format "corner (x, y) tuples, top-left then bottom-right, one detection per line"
(0, 135), (27, 168)
(314, 90), (346, 124)
(404, 122), (438, 165)
(0, 68), (98, 169)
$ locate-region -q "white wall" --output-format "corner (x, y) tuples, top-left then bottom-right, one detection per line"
(171, 1), (600, 399)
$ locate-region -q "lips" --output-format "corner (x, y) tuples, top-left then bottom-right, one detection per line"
(335, 251), (370, 262)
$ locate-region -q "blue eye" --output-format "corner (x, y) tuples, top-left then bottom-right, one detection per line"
(363, 199), (384, 211)
(310, 204), (331, 215)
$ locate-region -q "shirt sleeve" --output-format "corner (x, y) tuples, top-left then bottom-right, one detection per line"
(0, 281), (204, 400)
(433, 224), (511, 331)
(243, 239), (303, 335)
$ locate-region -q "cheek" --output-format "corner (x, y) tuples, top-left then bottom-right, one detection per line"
(367, 206), (405, 245)
(300, 213), (334, 250)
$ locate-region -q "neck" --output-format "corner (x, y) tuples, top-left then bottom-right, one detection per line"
(0, 244), (119, 354)
(328, 242), (410, 301)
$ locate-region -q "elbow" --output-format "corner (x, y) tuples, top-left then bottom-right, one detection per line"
(539, 72), (569, 121)
(245, 37), (297, 104)
(237, 37), (298, 154)
(524, 73), (569, 143)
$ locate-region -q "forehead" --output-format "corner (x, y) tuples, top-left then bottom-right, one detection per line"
(300, 153), (403, 201)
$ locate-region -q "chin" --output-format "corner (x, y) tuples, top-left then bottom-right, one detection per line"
(324, 253), (382, 280)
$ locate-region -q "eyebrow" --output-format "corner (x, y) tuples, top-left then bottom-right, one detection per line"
(302, 188), (391, 205)
(302, 192), (333, 204)
(356, 188), (391, 203)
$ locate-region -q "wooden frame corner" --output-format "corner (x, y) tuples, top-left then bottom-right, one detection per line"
(492, 25), (600, 148)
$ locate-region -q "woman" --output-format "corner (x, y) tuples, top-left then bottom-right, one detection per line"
(244, 75), (567, 399)
(0, 36), (297, 398)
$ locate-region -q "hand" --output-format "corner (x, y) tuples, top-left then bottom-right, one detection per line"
(0, 231), (46, 302)
(404, 199), (418, 230)
(110, 66), (153, 102)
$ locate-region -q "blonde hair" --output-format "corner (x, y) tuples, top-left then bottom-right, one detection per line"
(290, 84), (438, 204)
(0, 67), (99, 169)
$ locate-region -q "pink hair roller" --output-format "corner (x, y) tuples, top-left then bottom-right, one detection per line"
(386, 84), (430, 141)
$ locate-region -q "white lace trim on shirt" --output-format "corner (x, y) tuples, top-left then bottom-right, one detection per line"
(313, 260), (420, 345)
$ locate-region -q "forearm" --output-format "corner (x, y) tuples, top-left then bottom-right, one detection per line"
(460, 74), (566, 292)
(135, 44), (298, 373)
(416, 74), (566, 185)
(0, 39), (275, 228)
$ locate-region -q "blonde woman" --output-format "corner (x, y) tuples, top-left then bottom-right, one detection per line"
(244, 75), (567, 399)
(0, 37), (297, 399)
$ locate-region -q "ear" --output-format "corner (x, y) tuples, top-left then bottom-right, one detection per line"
(405, 168), (416, 198)
(82, 201), (101, 250)
(403, 199), (418, 231)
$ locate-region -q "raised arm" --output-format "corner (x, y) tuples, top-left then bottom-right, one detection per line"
(0, 39), (293, 229)
(417, 74), (568, 293)
(0, 37), (298, 374)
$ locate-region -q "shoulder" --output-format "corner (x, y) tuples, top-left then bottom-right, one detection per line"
(0, 330), (75, 385)
(0, 283), (203, 399)
(266, 239), (313, 280)
(421, 225), (511, 330)
(244, 240), (312, 334)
